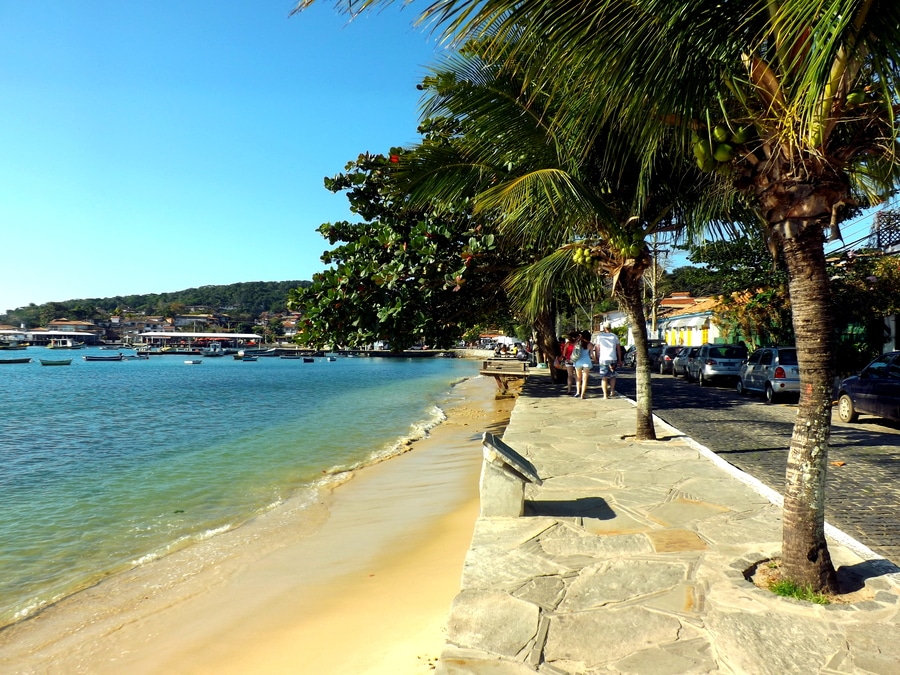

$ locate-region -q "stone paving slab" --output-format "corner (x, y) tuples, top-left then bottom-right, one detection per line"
(438, 373), (900, 674)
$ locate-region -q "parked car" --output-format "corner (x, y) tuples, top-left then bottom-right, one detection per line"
(736, 346), (800, 403)
(622, 340), (666, 368)
(654, 346), (682, 374)
(671, 346), (699, 378)
(836, 351), (900, 423)
(687, 343), (749, 386)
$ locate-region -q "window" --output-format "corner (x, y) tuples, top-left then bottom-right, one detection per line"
(778, 348), (798, 366)
(759, 350), (773, 366)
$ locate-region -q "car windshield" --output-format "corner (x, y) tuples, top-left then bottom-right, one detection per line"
(709, 346), (747, 359)
(778, 349), (798, 366)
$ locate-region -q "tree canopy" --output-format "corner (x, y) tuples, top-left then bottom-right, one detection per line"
(288, 150), (515, 350)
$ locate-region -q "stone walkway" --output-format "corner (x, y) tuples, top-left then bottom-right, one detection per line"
(437, 372), (900, 674)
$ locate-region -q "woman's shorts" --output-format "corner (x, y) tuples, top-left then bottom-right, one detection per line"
(598, 361), (617, 377)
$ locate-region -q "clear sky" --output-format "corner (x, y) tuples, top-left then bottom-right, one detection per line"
(0, 1), (444, 314)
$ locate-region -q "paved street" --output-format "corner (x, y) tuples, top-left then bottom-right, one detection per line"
(615, 370), (900, 564)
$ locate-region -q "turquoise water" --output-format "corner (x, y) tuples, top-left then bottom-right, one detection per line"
(0, 350), (478, 626)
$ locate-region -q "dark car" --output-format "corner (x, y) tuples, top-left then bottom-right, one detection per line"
(687, 343), (749, 386)
(654, 346), (682, 374)
(623, 340), (666, 368)
(736, 346), (800, 403)
(837, 351), (900, 423)
(671, 346), (699, 378)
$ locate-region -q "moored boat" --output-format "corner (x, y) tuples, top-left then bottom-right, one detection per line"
(201, 343), (226, 357)
(83, 354), (124, 362)
(0, 357), (32, 364)
(184, 360), (202, 365)
(280, 354), (302, 360)
(0, 340), (28, 350)
(48, 338), (85, 349)
(303, 357), (315, 363)
(241, 355), (258, 362)
(39, 359), (72, 366)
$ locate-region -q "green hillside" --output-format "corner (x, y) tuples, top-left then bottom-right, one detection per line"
(1, 280), (311, 328)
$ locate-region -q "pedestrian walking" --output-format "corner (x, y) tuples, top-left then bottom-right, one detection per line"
(595, 323), (623, 399)
(572, 330), (596, 399)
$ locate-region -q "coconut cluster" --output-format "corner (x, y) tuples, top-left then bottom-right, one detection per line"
(693, 124), (752, 173)
(571, 245), (594, 267)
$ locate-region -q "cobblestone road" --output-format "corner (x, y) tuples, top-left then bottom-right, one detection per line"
(614, 371), (900, 564)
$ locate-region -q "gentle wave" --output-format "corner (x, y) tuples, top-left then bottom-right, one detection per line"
(0, 355), (478, 627)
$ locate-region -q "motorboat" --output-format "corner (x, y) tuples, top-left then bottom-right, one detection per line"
(303, 357), (315, 363)
(48, 338), (85, 349)
(184, 360), (202, 365)
(202, 343), (226, 357)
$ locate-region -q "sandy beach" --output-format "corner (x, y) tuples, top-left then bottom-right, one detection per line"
(0, 374), (514, 674)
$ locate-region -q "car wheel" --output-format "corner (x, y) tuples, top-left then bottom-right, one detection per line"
(837, 394), (859, 423)
(764, 383), (777, 404)
(698, 371), (708, 387)
(672, 366), (679, 378)
(659, 363), (665, 375)
(736, 379), (746, 395)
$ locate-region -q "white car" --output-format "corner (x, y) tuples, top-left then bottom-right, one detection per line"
(736, 346), (800, 403)
(688, 343), (748, 386)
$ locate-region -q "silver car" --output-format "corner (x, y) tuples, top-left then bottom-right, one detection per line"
(688, 343), (748, 386)
(736, 346), (800, 403)
(672, 346), (699, 378)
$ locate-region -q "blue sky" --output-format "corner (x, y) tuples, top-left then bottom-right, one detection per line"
(0, 2), (885, 316)
(0, 2), (443, 313)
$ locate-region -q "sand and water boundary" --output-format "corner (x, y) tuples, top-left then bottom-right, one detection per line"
(0, 373), (515, 674)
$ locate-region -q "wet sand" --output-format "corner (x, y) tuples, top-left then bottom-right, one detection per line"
(0, 375), (514, 674)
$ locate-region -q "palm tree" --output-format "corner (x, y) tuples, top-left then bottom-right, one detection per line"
(400, 46), (723, 440)
(296, 0), (900, 590)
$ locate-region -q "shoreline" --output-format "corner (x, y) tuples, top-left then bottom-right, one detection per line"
(0, 374), (515, 673)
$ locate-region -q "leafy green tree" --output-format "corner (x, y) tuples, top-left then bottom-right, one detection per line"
(830, 250), (900, 373)
(288, 150), (513, 351)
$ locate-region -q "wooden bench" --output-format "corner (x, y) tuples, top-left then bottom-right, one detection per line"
(480, 432), (543, 517)
(479, 359), (529, 396)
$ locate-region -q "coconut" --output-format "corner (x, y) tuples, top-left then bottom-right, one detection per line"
(693, 139), (712, 161)
(730, 126), (752, 144)
(712, 125), (729, 142)
(713, 143), (734, 162)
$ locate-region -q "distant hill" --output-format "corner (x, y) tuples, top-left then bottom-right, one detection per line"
(1, 280), (311, 328)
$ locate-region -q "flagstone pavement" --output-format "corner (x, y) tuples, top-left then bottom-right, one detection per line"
(437, 371), (900, 674)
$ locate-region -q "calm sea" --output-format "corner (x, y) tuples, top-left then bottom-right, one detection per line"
(0, 350), (478, 627)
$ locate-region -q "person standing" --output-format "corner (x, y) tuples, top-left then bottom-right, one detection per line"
(595, 323), (623, 399)
(572, 330), (596, 399)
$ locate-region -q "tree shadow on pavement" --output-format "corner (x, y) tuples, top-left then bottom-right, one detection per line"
(836, 558), (900, 591)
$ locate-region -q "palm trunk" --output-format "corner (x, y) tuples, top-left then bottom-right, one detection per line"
(533, 308), (564, 380)
(779, 224), (838, 591)
(614, 256), (656, 440)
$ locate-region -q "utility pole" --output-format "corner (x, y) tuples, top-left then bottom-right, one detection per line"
(648, 234), (669, 337)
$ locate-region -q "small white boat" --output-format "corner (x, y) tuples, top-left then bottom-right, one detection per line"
(48, 338), (85, 349)
(184, 359), (202, 365)
(201, 343), (226, 357)
(326, 356), (337, 362)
